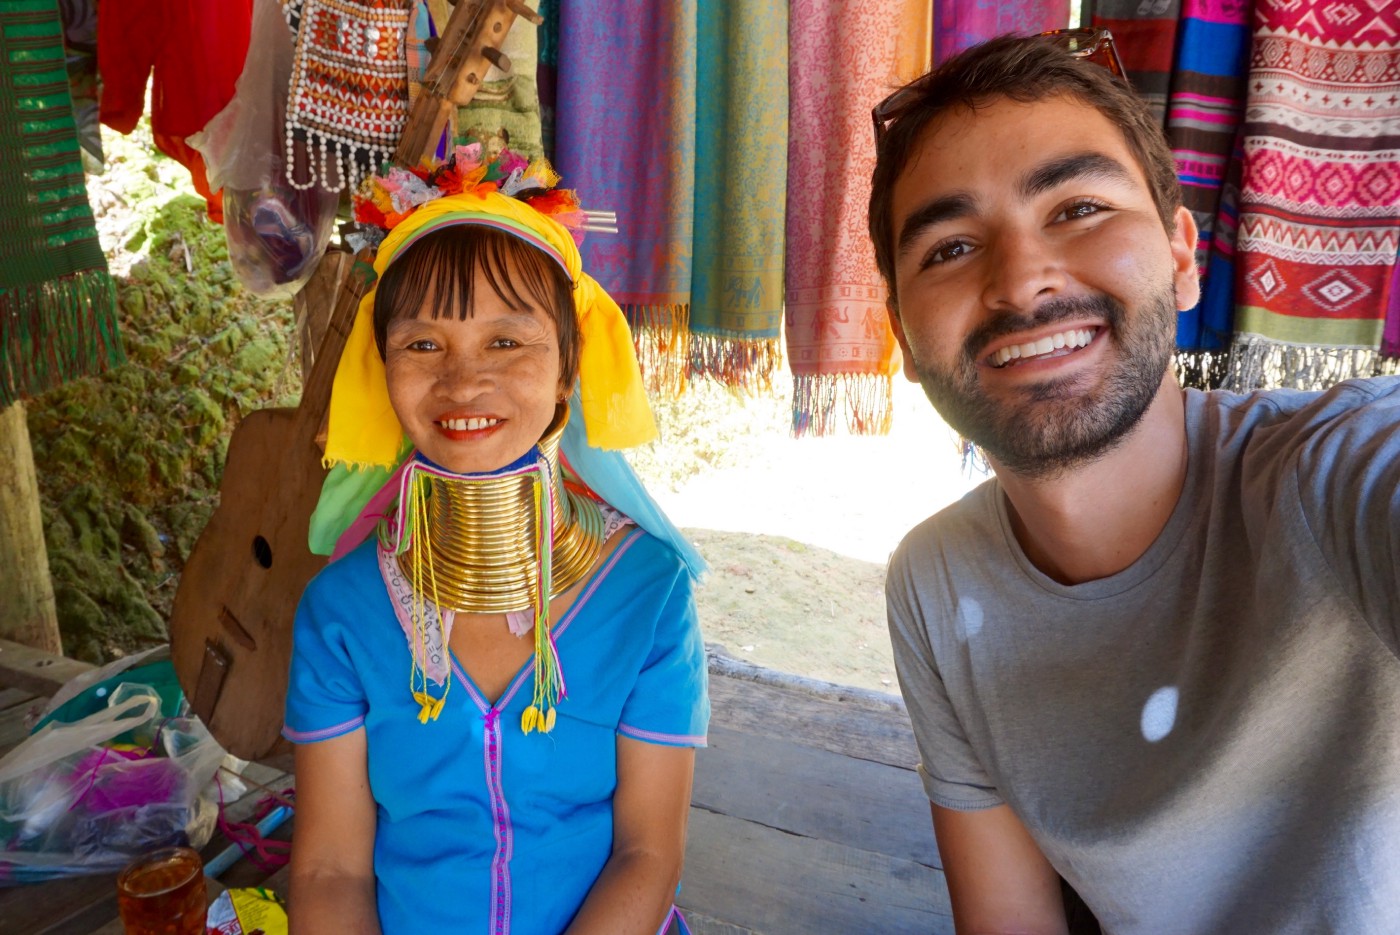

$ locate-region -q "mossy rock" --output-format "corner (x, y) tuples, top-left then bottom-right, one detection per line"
(26, 138), (300, 661)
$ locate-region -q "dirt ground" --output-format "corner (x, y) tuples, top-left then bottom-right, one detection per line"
(633, 378), (981, 694)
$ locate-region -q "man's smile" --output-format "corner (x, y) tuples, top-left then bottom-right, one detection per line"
(982, 325), (1104, 369)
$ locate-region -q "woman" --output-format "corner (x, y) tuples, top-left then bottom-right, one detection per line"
(282, 148), (709, 935)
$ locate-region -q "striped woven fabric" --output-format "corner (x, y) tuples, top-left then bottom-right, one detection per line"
(1166, 0), (1251, 380)
(0, 0), (122, 406)
(1226, 2), (1400, 390)
(1091, 0), (1182, 124)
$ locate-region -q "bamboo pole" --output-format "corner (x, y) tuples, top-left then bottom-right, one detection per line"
(0, 401), (61, 653)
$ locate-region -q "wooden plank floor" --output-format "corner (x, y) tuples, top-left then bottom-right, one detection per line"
(0, 642), (953, 935)
(686, 656), (952, 934)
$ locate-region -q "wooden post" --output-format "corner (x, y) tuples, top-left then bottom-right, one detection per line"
(0, 402), (61, 653)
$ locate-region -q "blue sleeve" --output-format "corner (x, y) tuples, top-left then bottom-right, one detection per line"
(282, 566), (370, 743)
(617, 567), (709, 748)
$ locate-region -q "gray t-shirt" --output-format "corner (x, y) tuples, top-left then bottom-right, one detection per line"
(887, 377), (1400, 935)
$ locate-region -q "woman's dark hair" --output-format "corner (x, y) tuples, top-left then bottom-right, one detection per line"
(869, 34), (1183, 309)
(372, 225), (580, 391)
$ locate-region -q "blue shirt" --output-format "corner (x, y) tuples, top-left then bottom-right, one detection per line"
(284, 529), (709, 934)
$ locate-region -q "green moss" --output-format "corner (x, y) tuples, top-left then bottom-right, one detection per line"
(25, 123), (301, 661)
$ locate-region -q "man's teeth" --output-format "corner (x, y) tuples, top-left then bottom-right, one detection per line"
(442, 417), (500, 431)
(991, 328), (1095, 367)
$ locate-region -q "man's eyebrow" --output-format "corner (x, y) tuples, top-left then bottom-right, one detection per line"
(897, 192), (978, 259)
(1020, 152), (1137, 199)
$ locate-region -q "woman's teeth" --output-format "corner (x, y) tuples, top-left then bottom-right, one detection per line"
(991, 328), (1096, 368)
(441, 417), (500, 431)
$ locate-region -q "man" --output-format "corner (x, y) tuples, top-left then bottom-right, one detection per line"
(872, 32), (1400, 935)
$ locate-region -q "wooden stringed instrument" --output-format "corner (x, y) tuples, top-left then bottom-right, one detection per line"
(170, 0), (544, 761)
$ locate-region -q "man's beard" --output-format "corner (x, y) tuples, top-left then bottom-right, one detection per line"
(911, 286), (1176, 480)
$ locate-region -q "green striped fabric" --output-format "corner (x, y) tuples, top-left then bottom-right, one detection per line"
(0, 0), (122, 405)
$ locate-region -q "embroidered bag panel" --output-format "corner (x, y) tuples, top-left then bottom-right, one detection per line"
(284, 0), (413, 191)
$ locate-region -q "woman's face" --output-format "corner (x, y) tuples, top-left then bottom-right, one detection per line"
(384, 256), (565, 474)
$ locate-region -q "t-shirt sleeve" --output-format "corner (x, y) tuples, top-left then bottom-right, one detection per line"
(886, 538), (1003, 811)
(282, 574), (370, 743)
(1294, 378), (1400, 656)
(617, 566), (709, 748)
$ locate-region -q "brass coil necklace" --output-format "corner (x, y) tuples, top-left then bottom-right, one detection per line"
(396, 409), (606, 614)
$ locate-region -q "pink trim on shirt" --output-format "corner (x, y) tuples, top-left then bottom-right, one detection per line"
(618, 723), (708, 747)
(281, 716), (365, 743)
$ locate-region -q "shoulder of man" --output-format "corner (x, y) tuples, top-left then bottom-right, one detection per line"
(1198, 375), (1399, 474)
(890, 476), (1001, 569)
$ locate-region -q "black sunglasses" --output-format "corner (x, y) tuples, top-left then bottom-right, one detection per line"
(871, 28), (1127, 146)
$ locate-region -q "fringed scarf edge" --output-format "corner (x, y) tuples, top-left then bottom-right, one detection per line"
(0, 268), (124, 406)
(791, 371), (893, 438)
(626, 302), (691, 398)
(688, 331), (783, 393)
(1224, 332), (1390, 393)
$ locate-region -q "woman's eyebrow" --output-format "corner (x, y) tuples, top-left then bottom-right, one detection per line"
(1020, 152), (1136, 199)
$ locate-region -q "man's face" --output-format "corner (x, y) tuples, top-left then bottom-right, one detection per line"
(886, 94), (1199, 479)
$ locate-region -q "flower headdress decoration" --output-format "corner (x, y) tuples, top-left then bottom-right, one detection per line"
(346, 143), (587, 254)
(324, 145), (656, 734)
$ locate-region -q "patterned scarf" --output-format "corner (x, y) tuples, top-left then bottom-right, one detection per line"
(1226, 1), (1400, 389)
(689, 0), (789, 389)
(784, 0), (928, 436)
(555, 1), (698, 396)
(0, 0), (122, 406)
(934, 0), (1065, 61)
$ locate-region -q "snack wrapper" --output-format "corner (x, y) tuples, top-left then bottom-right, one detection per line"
(206, 887), (288, 935)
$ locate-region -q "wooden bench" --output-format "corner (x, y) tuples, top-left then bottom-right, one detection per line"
(0, 639), (953, 934)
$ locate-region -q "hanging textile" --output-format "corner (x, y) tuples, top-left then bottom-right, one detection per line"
(536, 0), (559, 159)
(933, 0), (1064, 63)
(1, 0), (122, 406)
(1090, 0), (1182, 123)
(690, 0), (788, 390)
(1165, 0), (1251, 387)
(1225, 2), (1400, 391)
(1386, 258), (1400, 363)
(283, 0), (412, 192)
(57, 0), (100, 170)
(784, 0), (928, 436)
(557, 1), (698, 396)
(453, 0), (545, 160)
(98, 0), (253, 222)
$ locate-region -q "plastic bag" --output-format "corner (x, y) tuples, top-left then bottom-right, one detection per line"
(188, 0), (339, 299)
(0, 668), (230, 885)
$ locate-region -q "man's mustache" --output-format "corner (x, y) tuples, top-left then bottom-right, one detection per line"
(963, 294), (1125, 362)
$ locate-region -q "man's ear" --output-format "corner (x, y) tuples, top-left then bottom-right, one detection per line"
(1169, 205), (1201, 312)
(886, 298), (920, 383)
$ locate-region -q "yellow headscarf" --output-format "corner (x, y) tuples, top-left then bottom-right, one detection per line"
(325, 190), (657, 470)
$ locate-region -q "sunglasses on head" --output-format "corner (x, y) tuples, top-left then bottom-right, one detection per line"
(871, 27), (1126, 146)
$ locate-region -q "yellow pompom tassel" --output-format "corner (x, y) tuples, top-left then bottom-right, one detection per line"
(543, 706), (556, 733)
(415, 692), (446, 724)
(522, 706), (540, 734)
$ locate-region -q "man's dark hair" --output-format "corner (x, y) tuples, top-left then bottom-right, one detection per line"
(868, 34), (1183, 308)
